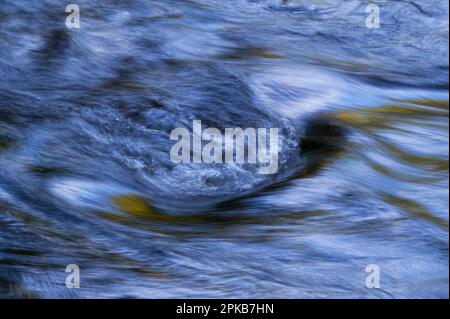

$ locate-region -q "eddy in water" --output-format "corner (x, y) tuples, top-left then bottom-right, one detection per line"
(0, 0), (448, 299)
(170, 120), (280, 174)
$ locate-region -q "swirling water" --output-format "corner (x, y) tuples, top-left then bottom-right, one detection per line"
(0, 0), (448, 298)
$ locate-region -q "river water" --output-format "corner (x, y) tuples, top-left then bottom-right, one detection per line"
(0, 0), (448, 298)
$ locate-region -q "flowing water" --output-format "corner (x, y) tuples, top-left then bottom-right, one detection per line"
(0, 0), (448, 298)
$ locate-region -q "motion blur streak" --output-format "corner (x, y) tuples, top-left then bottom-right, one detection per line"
(0, 0), (448, 298)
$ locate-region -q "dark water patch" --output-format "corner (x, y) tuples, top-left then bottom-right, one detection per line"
(217, 46), (283, 60)
(382, 193), (449, 229)
(33, 29), (71, 65)
(0, 135), (15, 151)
